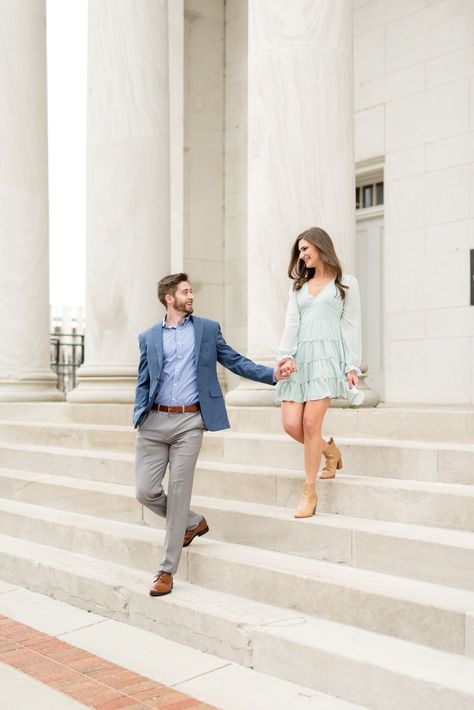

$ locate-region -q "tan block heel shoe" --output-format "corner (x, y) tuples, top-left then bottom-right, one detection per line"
(319, 437), (343, 479)
(294, 482), (317, 518)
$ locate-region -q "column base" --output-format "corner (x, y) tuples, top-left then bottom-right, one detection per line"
(67, 366), (137, 403)
(0, 371), (64, 402)
(225, 379), (276, 407)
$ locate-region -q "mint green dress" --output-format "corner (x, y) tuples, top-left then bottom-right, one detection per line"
(276, 275), (364, 406)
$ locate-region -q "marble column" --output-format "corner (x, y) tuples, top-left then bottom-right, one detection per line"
(227, 0), (377, 406)
(69, 0), (171, 403)
(0, 0), (63, 402)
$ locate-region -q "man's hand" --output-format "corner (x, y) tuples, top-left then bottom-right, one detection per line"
(347, 370), (359, 389)
(274, 358), (297, 381)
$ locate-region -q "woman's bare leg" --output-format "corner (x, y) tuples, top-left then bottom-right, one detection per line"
(302, 398), (331, 483)
(281, 401), (305, 444)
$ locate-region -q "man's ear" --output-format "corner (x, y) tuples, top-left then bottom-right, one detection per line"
(165, 294), (174, 307)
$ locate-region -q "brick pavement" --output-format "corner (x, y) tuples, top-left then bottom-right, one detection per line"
(0, 614), (216, 709)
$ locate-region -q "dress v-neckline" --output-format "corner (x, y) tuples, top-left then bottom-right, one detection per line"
(305, 278), (335, 299)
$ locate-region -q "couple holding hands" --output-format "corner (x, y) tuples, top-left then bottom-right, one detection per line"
(133, 226), (364, 596)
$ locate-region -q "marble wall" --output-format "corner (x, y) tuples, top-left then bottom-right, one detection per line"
(224, 0), (248, 360)
(354, 0), (474, 403)
(183, 0), (225, 325)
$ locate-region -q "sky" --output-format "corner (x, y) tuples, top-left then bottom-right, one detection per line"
(47, 0), (88, 311)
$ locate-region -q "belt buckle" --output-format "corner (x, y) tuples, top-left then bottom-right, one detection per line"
(181, 405), (185, 413)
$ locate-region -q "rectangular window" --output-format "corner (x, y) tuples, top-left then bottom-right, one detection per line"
(376, 182), (384, 205)
(363, 185), (373, 208)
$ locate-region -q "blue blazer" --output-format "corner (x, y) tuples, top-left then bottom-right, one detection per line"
(133, 316), (275, 431)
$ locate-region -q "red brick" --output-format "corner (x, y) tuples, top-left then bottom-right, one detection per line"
(21, 634), (60, 648)
(119, 680), (160, 695)
(50, 672), (91, 691)
(68, 656), (115, 674)
(25, 638), (69, 654)
(20, 658), (60, 675)
(0, 649), (39, 665)
(70, 684), (121, 703)
(146, 691), (191, 708)
(104, 671), (146, 690)
(163, 698), (202, 710)
(93, 696), (141, 710)
(33, 668), (80, 685)
(87, 667), (130, 682)
(4, 629), (46, 644)
(65, 680), (106, 697)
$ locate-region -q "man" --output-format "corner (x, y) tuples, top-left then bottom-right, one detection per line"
(133, 273), (290, 597)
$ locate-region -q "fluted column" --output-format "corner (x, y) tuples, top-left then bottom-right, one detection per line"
(0, 0), (63, 402)
(69, 0), (171, 403)
(228, 0), (359, 406)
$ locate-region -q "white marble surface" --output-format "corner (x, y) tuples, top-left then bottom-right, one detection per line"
(183, 1), (225, 326)
(246, 0), (355, 363)
(70, 1), (170, 402)
(0, 0), (62, 401)
(224, 0), (247, 373)
(354, 0), (474, 404)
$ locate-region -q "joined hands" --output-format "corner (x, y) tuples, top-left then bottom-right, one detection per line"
(273, 358), (298, 381)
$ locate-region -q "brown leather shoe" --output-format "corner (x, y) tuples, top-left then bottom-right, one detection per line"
(183, 517), (209, 547)
(149, 571), (173, 597)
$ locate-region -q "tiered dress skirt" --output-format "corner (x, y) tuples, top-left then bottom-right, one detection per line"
(276, 281), (364, 406)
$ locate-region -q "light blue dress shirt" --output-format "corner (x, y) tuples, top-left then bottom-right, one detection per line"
(154, 315), (199, 406)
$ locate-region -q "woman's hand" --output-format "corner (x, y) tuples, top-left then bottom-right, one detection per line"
(347, 370), (359, 389)
(275, 358), (297, 381)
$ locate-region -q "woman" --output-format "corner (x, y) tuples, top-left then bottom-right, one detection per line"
(276, 227), (364, 518)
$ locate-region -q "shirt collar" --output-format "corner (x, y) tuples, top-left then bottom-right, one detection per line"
(162, 314), (191, 329)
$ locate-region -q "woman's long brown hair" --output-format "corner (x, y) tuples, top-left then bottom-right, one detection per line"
(288, 227), (348, 299)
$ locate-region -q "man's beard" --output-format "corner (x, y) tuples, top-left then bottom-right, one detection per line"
(176, 301), (193, 314)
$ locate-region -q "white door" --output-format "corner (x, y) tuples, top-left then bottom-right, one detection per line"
(356, 215), (384, 399)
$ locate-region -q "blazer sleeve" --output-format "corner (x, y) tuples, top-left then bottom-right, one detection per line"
(341, 276), (362, 375)
(134, 334), (151, 411)
(216, 325), (275, 386)
(276, 285), (300, 361)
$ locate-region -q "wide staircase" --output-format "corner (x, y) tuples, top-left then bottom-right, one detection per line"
(0, 401), (473, 709)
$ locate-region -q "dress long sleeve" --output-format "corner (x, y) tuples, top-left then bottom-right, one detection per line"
(341, 275), (362, 375)
(277, 286), (300, 360)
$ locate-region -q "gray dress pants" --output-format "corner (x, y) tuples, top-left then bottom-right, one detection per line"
(135, 410), (204, 573)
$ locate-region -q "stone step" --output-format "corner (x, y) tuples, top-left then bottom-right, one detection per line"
(0, 420), (135, 452)
(195, 461), (474, 532)
(0, 402), (473, 444)
(201, 431), (474, 485)
(228, 404), (474, 443)
(0, 442), (134, 485)
(0, 533), (473, 709)
(1, 498), (473, 654)
(1, 468), (474, 591)
(147, 493), (474, 592)
(0, 402), (133, 425)
(1, 461), (473, 533)
(1, 431), (473, 492)
(0, 468), (141, 523)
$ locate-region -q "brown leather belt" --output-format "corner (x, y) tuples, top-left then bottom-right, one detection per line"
(151, 403), (200, 414)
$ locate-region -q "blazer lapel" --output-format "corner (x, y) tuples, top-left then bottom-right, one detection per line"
(193, 316), (204, 362)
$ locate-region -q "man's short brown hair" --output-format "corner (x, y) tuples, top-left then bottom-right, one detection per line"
(157, 273), (189, 307)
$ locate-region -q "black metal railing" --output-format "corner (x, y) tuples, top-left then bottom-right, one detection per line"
(50, 332), (85, 395)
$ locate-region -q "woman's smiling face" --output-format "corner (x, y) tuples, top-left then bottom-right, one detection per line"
(298, 239), (320, 269)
